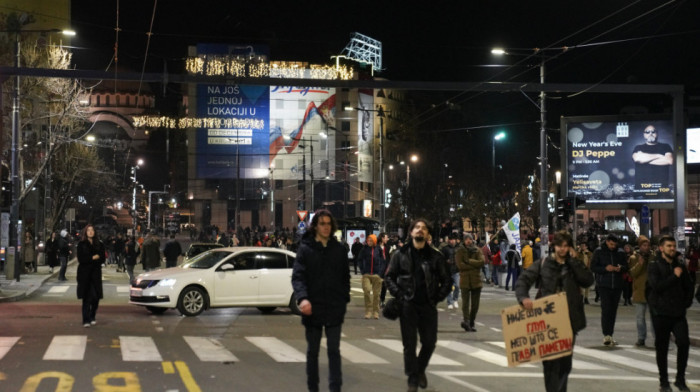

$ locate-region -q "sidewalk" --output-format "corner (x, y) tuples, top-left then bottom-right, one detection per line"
(0, 260), (75, 302)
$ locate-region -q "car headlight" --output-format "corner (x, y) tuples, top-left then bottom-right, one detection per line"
(158, 278), (177, 287)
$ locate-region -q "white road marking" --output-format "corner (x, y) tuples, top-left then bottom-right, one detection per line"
(116, 286), (130, 293)
(184, 336), (238, 362)
(350, 288), (364, 293)
(438, 340), (535, 368)
(43, 335), (86, 360)
(120, 336), (162, 362)
(321, 339), (389, 364)
(47, 286), (70, 293)
(574, 345), (667, 374)
(245, 337), (305, 362)
(0, 337), (20, 360)
(368, 339), (461, 366)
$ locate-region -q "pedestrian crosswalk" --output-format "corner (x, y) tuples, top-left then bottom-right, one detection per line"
(1, 334), (699, 375)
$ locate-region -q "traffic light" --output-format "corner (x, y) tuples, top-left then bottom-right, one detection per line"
(557, 197), (573, 221)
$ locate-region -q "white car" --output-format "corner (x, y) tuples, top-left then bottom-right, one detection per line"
(129, 247), (301, 316)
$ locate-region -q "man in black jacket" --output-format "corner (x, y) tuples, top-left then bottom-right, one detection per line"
(590, 233), (627, 346)
(163, 234), (183, 268)
(291, 210), (350, 392)
(385, 218), (451, 392)
(515, 231), (594, 392)
(647, 235), (694, 392)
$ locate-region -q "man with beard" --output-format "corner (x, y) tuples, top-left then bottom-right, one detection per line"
(385, 219), (451, 392)
(515, 231), (594, 392)
(632, 124), (673, 195)
(647, 235), (694, 392)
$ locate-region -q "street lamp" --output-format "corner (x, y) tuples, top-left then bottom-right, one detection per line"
(9, 24), (75, 281)
(131, 159), (144, 235)
(344, 105), (387, 230)
(492, 131), (506, 182)
(492, 46), (549, 249)
(401, 154), (419, 219)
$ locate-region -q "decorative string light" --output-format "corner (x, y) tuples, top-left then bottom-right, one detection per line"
(185, 56), (354, 80)
(133, 116), (265, 130)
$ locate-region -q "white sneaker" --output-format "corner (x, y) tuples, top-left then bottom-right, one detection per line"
(90, 321), (97, 326)
(453, 301), (459, 308)
(447, 304), (454, 310)
(83, 323), (91, 328)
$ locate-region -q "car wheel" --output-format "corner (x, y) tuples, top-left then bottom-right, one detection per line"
(256, 307), (277, 314)
(177, 286), (207, 317)
(146, 306), (168, 315)
(289, 294), (301, 315)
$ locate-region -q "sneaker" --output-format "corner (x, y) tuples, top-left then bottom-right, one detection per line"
(364, 312), (371, 319)
(453, 301), (459, 308)
(90, 321), (97, 326)
(603, 335), (613, 346)
(447, 304), (454, 310)
(83, 323), (91, 328)
(673, 381), (690, 392)
(372, 312), (379, 319)
(635, 339), (645, 347)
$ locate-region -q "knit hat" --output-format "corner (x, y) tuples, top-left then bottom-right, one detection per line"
(637, 235), (650, 245)
(368, 234), (377, 244)
(60, 229), (67, 237)
(463, 233), (474, 241)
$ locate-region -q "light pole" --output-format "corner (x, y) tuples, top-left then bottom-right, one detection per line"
(492, 131), (506, 182)
(403, 154), (418, 219)
(131, 159), (144, 235)
(9, 25), (75, 281)
(492, 47), (549, 249)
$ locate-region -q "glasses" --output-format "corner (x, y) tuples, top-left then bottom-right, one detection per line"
(644, 129), (657, 134)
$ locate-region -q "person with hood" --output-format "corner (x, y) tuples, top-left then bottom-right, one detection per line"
(455, 233), (485, 332)
(358, 233), (385, 319)
(291, 210), (350, 392)
(590, 233), (628, 346)
(440, 233), (460, 310)
(385, 218), (452, 392)
(76, 224), (105, 327)
(515, 231), (594, 392)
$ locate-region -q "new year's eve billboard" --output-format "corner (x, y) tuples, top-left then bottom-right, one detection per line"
(195, 44), (270, 179)
(563, 116), (674, 204)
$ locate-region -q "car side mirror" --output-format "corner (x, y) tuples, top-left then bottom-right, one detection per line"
(219, 264), (235, 271)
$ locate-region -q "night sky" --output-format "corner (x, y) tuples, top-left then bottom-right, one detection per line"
(66, 0), (700, 186)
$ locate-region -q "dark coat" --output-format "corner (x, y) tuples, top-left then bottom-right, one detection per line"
(124, 240), (140, 266)
(141, 237), (162, 269)
(385, 243), (452, 305)
(591, 245), (628, 289)
(45, 237), (59, 267)
(647, 252), (694, 318)
(163, 239), (183, 261)
(441, 244), (458, 275)
(76, 239), (105, 300)
(358, 245), (386, 276)
(515, 255), (594, 334)
(292, 233), (351, 327)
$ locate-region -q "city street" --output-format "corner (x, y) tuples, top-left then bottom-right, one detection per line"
(1, 256), (699, 392)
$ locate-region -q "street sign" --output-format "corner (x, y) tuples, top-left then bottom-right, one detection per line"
(297, 210), (308, 221)
(641, 205), (650, 224)
(297, 221), (306, 235)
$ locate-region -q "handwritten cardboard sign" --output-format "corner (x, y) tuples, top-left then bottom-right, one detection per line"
(501, 292), (573, 367)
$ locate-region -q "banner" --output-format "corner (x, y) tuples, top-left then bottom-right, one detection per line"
(502, 213), (521, 254)
(501, 292), (573, 367)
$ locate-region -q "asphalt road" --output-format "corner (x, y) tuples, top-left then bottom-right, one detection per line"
(1, 258), (699, 391)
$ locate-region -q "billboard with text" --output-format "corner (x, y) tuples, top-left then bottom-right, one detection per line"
(563, 116), (674, 204)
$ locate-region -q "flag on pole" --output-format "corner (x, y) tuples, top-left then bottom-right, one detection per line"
(503, 212), (522, 255)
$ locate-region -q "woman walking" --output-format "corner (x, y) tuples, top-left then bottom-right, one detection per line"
(76, 225), (105, 328)
(45, 231), (59, 274)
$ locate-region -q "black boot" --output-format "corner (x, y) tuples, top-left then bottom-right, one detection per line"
(469, 320), (477, 332)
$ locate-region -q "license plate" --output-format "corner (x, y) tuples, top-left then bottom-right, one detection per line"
(130, 288), (142, 297)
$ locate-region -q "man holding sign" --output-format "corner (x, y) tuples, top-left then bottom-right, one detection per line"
(514, 231), (594, 392)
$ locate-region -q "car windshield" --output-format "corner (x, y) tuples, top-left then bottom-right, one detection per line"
(182, 250), (233, 269)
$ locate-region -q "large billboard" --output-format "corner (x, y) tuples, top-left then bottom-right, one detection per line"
(688, 127), (700, 164)
(195, 44), (270, 179)
(269, 86), (336, 180)
(357, 91), (374, 183)
(563, 116), (674, 204)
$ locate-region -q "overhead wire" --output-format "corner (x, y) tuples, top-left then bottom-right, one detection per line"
(136, 0), (158, 106)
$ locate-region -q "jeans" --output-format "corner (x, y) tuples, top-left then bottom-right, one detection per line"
(483, 264), (491, 283)
(361, 274), (383, 315)
(491, 265), (500, 285)
(126, 264), (135, 283)
(305, 323), (342, 392)
(460, 288), (481, 323)
(58, 256), (68, 280)
(446, 273), (460, 305)
(599, 286), (622, 336)
(635, 302), (655, 342)
(505, 266), (520, 289)
(399, 301), (438, 386)
(652, 315), (689, 386)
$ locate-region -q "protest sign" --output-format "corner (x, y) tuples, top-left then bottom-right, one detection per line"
(501, 292), (573, 367)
